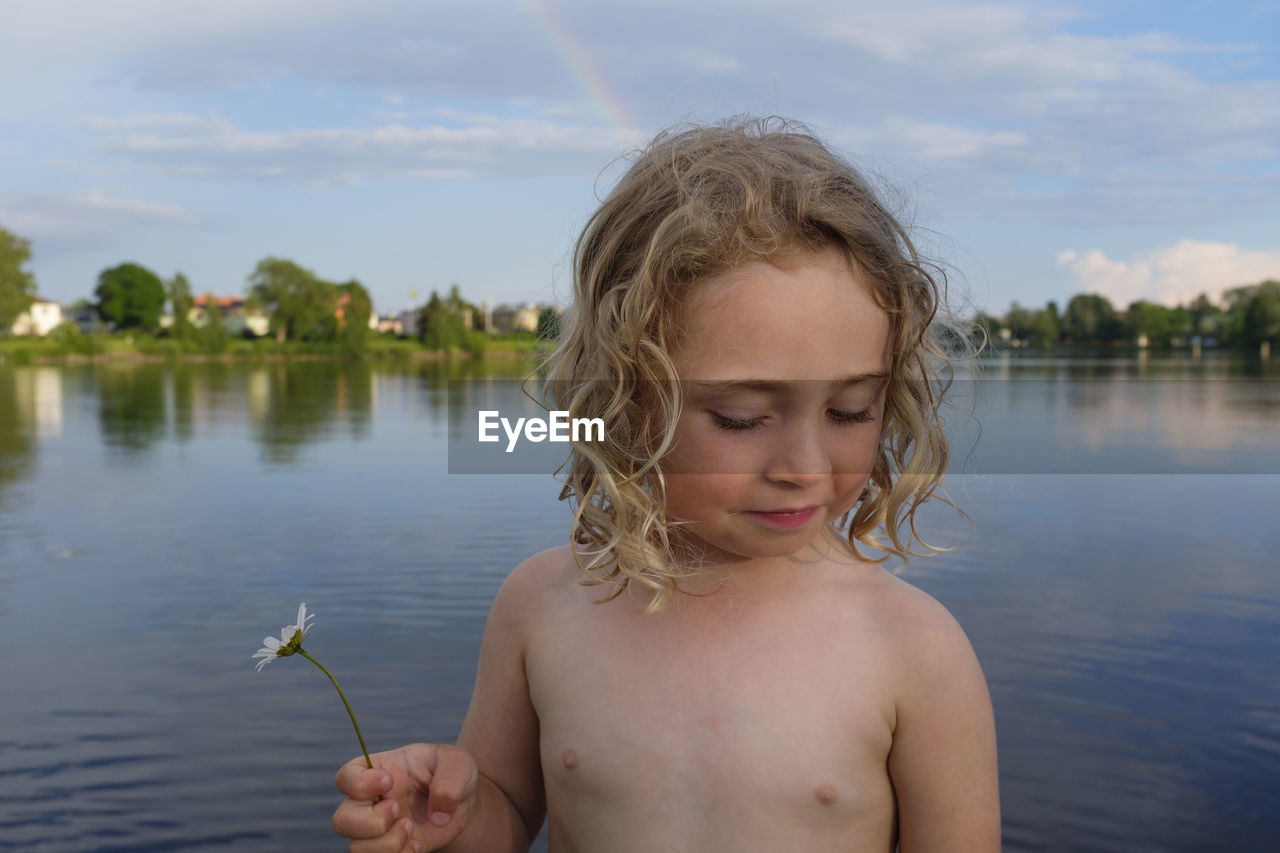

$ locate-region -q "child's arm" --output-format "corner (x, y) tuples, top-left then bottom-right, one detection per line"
(332, 560), (547, 852)
(886, 588), (1001, 852)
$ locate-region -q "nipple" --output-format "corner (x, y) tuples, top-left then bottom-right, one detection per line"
(562, 748), (579, 770)
(814, 784), (838, 805)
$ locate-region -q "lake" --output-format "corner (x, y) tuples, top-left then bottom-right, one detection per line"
(1, 354), (1277, 852)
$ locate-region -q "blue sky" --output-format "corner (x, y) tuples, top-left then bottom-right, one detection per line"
(2, 0), (1278, 318)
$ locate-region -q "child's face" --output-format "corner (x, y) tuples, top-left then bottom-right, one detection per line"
(662, 245), (890, 565)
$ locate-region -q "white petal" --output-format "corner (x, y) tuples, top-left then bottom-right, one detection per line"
(263, 636), (281, 650)
(296, 602), (308, 631)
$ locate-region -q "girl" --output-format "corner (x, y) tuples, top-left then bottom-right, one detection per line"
(333, 118), (1000, 853)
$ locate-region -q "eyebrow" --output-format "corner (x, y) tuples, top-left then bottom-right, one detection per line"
(687, 374), (889, 393)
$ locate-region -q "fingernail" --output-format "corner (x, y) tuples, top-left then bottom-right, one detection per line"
(411, 842), (424, 853)
(429, 810), (450, 827)
(379, 774), (393, 791)
(389, 800), (400, 819)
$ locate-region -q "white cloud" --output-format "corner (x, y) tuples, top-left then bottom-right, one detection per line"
(678, 49), (742, 74)
(840, 118), (1027, 162)
(80, 190), (198, 223)
(1057, 240), (1280, 308)
(0, 190), (198, 247)
(3, 0), (1280, 286)
(80, 111), (623, 184)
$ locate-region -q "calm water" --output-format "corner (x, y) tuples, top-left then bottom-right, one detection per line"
(1, 356), (1278, 852)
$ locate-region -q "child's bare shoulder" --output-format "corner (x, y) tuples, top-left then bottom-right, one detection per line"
(869, 569), (968, 640)
(494, 544), (583, 615)
(859, 567), (990, 728)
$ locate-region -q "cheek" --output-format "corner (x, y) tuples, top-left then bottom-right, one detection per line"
(663, 473), (750, 515)
(665, 416), (763, 477)
(831, 431), (883, 506)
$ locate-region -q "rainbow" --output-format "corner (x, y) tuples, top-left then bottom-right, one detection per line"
(518, 0), (643, 147)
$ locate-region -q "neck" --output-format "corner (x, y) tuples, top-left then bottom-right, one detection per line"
(669, 526), (858, 598)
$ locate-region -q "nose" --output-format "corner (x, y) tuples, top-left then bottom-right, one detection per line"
(763, 419), (832, 487)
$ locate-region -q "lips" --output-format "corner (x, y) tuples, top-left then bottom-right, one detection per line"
(744, 506), (821, 530)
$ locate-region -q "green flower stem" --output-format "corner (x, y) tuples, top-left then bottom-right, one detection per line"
(298, 647), (373, 769)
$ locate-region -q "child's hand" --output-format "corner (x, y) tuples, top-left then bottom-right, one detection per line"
(332, 744), (478, 853)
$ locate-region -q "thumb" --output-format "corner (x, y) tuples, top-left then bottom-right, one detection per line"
(422, 746), (477, 830)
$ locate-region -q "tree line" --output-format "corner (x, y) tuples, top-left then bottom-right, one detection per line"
(2, 225), (1276, 354)
(974, 286), (1280, 351)
(79, 257), (376, 354)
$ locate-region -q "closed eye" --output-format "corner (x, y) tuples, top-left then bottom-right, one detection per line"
(710, 411), (766, 431)
(828, 408), (875, 424)
(710, 409), (874, 430)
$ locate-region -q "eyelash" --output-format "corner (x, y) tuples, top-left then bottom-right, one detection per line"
(710, 409), (875, 431)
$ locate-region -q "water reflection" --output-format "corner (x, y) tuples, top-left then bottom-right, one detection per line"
(96, 365), (168, 456)
(951, 356), (1280, 474)
(170, 361), (241, 444)
(246, 363), (374, 464)
(0, 369), (39, 515)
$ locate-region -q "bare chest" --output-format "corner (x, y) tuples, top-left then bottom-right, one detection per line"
(525, 584), (898, 849)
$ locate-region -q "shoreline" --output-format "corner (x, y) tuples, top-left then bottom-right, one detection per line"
(0, 348), (545, 366)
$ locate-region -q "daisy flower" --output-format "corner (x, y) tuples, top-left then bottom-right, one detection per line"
(253, 602), (316, 670)
(252, 602), (372, 768)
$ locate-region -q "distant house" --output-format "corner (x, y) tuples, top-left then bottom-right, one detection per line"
(491, 302), (544, 334)
(190, 295), (270, 337)
(396, 309), (419, 337)
(69, 304), (106, 334)
(377, 313), (404, 336)
(7, 298), (64, 336)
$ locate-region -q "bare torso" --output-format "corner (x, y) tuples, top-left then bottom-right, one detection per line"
(520, 542), (905, 852)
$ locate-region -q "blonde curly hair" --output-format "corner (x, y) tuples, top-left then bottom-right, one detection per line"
(541, 116), (962, 613)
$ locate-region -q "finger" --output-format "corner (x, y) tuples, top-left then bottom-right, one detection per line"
(397, 835), (425, 853)
(348, 818), (416, 853)
(336, 761), (396, 800)
(423, 747), (476, 831)
(333, 795), (403, 840)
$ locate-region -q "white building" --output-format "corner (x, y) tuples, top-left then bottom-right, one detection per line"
(491, 302), (544, 334)
(7, 298), (64, 336)
(189, 295), (270, 337)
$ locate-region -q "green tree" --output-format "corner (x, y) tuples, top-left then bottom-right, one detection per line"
(536, 306), (561, 342)
(95, 262), (167, 331)
(1188, 293), (1223, 339)
(1002, 302), (1059, 349)
(196, 292), (230, 354)
(1029, 310), (1059, 349)
(419, 289), (466, 352)
(1036, 301), (1061, 349)
(168, 272), (196, 344)
(0, 227), (38, 331)
(1004, 302), (1035, 343)
(445, 283), (480, 327)
(1124, 300), (1177, 345)
(1061, 293), (1121, 344)
(335, 279), (373, 355)
(1242, 280), (1280, 349)
(247, 258), (337, 342)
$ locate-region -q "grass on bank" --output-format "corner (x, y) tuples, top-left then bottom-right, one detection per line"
(0, 326), (552, 365)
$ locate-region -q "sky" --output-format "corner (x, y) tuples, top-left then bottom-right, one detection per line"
(2, 0), (1278, 319)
